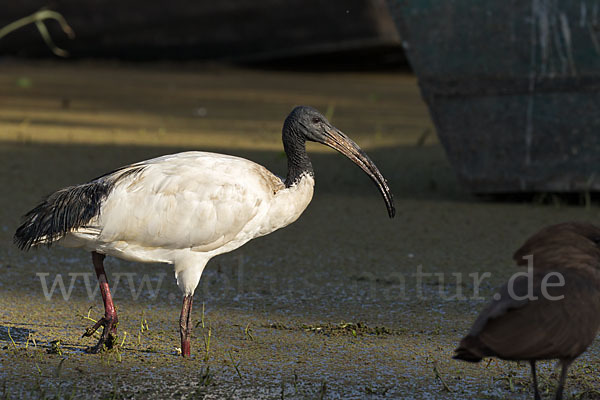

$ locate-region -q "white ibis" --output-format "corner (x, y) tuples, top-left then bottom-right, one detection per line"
(14, 106), (395, 357)
(454, 222), (600, 400)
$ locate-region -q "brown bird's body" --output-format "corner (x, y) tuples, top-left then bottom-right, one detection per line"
(454, 222), (600, 400)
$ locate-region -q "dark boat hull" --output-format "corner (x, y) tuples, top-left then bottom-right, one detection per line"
(388, 0), (600, 193)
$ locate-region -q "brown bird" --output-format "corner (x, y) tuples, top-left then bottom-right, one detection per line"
(454, 222), (600, 400)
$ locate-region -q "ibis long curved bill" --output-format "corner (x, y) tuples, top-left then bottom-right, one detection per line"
(321, 126), (395, 218)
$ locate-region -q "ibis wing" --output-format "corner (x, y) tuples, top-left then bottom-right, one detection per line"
(72, 152), (283, 252)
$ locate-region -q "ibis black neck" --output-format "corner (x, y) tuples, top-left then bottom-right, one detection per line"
(283, 135), (313, 187)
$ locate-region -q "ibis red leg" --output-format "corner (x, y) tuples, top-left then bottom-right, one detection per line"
(83, 251), (119, 353)
(180, 295), (193, 357)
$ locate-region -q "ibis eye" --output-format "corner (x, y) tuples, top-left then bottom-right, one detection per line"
(311, 117), (322, 124)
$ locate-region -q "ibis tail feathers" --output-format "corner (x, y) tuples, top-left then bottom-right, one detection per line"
(14, 166), (144, 250)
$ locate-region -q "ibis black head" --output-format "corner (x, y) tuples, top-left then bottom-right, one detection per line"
(283, 106), (395, 218)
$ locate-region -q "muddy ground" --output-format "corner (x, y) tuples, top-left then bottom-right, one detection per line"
(0, 61), (599, 399)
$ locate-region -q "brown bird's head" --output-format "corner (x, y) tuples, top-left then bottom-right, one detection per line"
(513, 222), (600, 270)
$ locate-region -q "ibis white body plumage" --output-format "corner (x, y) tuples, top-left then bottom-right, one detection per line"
(60, 151), (315, 295)
(15, 106), (394, 356)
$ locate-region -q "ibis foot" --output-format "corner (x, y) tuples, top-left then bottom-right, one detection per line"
(85, 251), (119, 353)
(82, 315), (118, 353)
